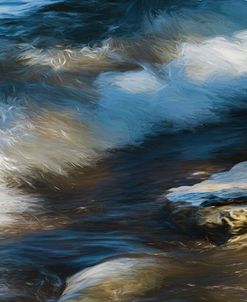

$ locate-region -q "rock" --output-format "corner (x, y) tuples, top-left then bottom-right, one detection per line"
(165, 162), (247, 242)
(58, 255), (184, 302)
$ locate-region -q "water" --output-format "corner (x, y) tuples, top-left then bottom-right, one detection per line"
(1, 0), (247, 301)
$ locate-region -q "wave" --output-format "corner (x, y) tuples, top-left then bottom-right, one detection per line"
(0, 0), (61, 18)
(2, 30), (247, 180)
(1, 0), (247, 229)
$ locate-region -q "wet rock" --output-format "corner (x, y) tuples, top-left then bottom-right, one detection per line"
(165, 162), (247, 243)
(58, 255), (185, 302)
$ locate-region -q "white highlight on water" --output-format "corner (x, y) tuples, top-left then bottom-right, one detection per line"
(0, 183), (38, 227)
(0, 0), (60, 18)
(166, 161), (247, 206)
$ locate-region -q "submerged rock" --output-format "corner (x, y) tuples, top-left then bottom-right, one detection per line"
(58, 255), (184, 302)
(165, 161), (247, 242)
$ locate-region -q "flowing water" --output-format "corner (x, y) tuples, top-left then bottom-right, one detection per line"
(1, 0), (247, 301)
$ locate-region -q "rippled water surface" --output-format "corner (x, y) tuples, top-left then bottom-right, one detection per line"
(1, 0), (247, 301)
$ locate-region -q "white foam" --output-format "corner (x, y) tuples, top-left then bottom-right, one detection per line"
(166, 161), (247, 206)
(97, 69), (164, 93)
(145, 0), (247, 38)
(181, 31), (247, 82)
(0, 109), (108, 178)
(94, 29), (247, 144)
(0, 0), (60, 18)
(20, 42), (120, 71)
(0, 182), (38, 227)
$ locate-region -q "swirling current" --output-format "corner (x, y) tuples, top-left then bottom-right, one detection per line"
(1, 0), (247, 301)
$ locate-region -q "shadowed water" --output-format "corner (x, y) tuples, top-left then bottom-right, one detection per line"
(1, 0), (247, 301)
